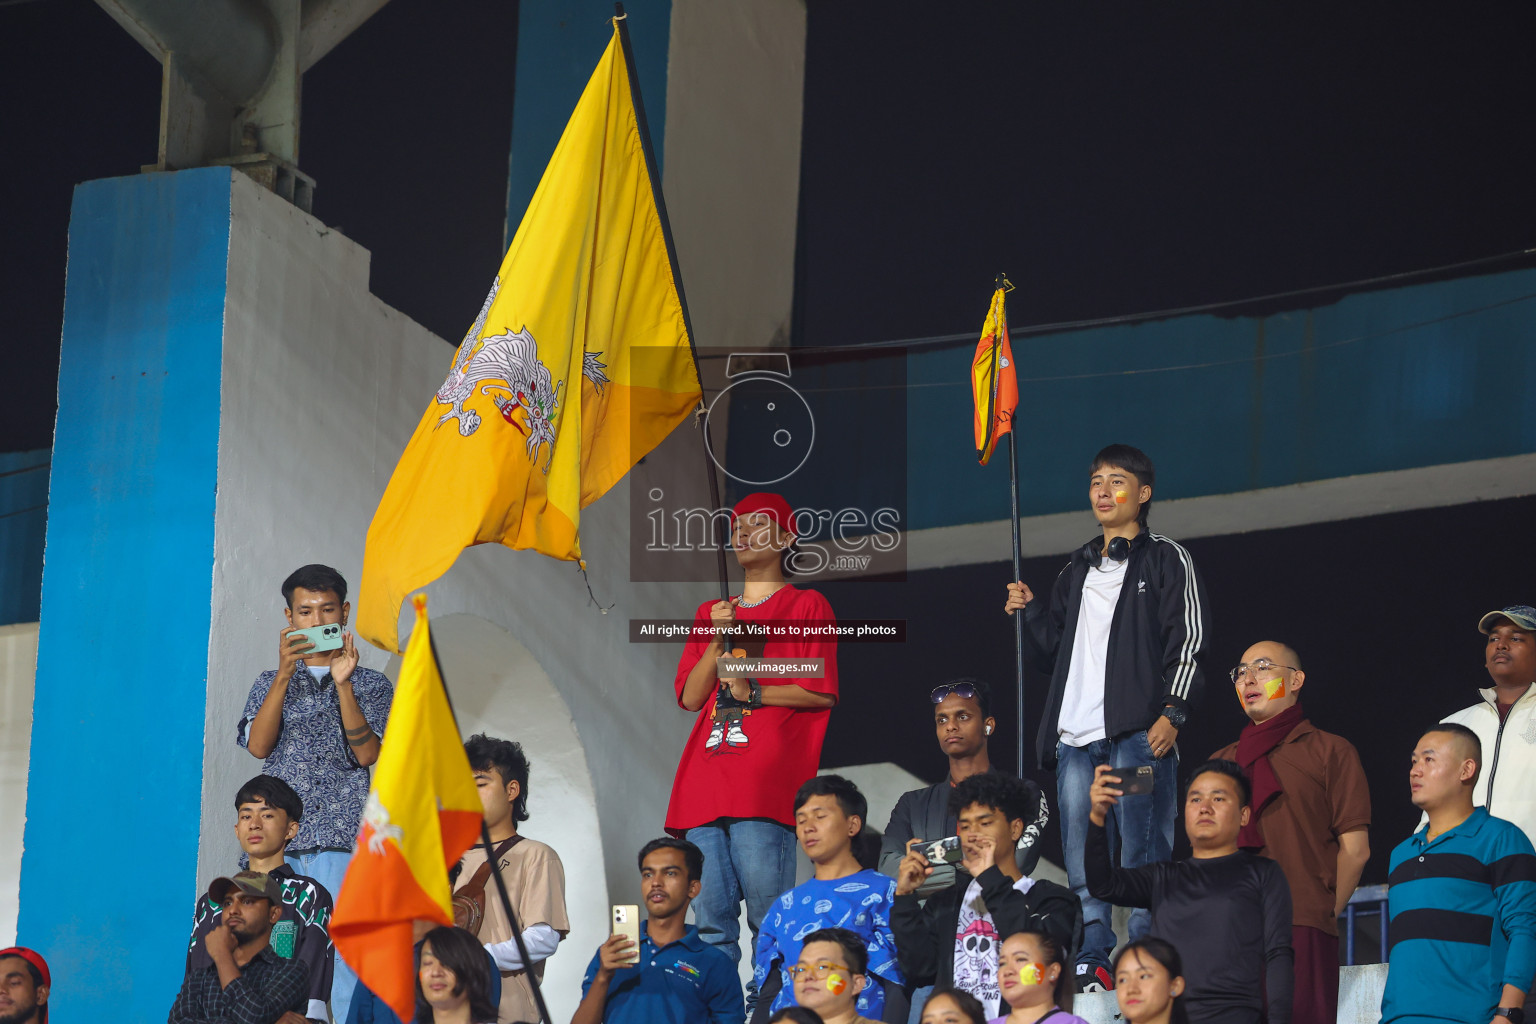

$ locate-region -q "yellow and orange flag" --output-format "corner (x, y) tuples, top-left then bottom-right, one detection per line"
(358, 19), (702, 651)
(971, 283), (1019, 465)
(331, 596), (482, 1022)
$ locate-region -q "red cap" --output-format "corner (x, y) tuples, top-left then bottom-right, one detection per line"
(731, 492), (796, 537)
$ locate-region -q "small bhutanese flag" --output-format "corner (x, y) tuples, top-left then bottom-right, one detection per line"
(357, 18), (702, 653)
(331, 595), (482, 1024)
(971, 283), (1018, 466)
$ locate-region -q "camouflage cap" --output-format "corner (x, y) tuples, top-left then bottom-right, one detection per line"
(1479, 605), (1536, 634)
(208, 870), (283, 905)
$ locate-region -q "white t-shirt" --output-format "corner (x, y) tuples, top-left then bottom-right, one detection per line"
(953, 873), (1036, 1017)
(1057, 557), (1126, 746)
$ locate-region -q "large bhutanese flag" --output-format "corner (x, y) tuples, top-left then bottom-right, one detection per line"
(971, 285), (1018, 465)
(331, 596), (482, 1023)
(358, 20), (701, 652)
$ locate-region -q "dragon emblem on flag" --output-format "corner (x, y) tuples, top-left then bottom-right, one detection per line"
(434, 277), (612, 474)
(361, 791), (404, 856)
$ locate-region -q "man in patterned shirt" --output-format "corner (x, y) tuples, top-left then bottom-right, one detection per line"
(753, 775), (903, 1020)
(239, 564), (393, 1023)
(169, 872), (309, 1024)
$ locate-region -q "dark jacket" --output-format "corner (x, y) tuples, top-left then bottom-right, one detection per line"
(878, 778), (1048, 890)
(1024, 530), (1211, 768)
(890, 866), (1081, 990)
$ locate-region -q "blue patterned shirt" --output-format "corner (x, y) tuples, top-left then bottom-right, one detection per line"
(753, 869), (903, 1018)
(239, 663), (393, 852)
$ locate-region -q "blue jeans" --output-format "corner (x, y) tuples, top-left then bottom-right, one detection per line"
(290, 848), (358, 1023)
(687, 821), (798, 999)
(1056, 731), (1177, 972)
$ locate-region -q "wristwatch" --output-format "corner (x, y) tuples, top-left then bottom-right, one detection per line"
(1494, 1009), (1524, 1024)
(747, 678), (764, 708)
(1159, 705), (1187, 729)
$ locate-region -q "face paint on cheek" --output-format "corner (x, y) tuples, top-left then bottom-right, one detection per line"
(1114, 490), (1128, 504)
(1019, 962), (1045, 985)
(1264, 677), (1287, 699)
(825, 972), (847, 996)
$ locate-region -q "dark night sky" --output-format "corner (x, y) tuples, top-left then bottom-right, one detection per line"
(4, 3), (1535, 449)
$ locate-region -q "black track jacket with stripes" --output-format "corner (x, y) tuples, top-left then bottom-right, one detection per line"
(1023, 529), (1211, 769)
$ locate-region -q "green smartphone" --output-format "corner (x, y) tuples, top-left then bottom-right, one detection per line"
(288, 623), (345, 654)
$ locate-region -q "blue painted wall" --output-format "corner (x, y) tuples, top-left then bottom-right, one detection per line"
(904, 269), (1536, 530)
(20, 168), (230, 1020)
(507, 0), (672, 246)
(0, 448), (49, 625)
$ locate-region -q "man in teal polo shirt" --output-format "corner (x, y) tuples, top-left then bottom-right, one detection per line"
(573, 838), (744, 1024)
(1382, 724), (1536, 1024)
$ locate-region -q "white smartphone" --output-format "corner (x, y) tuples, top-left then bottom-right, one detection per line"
(611, 905), (641, 964)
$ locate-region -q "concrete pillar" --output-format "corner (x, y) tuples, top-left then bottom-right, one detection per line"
(20, 167), (233, 1020)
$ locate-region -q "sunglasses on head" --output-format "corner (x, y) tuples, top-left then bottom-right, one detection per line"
(930, 682), (978, 704)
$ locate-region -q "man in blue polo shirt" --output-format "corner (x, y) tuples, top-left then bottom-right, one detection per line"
(1382, 723), (1536, 1024)
(573, 838), (743, 1024)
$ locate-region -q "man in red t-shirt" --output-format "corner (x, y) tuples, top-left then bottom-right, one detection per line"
(664, 492), (839, 996)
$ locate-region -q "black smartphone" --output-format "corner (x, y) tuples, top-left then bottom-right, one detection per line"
(1109, 764), (1155, 796)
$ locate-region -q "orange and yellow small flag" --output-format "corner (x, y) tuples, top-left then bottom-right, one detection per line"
(971, 283), (1018, 466)
(331, 596), (482, 1023)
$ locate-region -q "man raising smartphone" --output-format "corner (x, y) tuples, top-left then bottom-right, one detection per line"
(239, 564), (393, 1023)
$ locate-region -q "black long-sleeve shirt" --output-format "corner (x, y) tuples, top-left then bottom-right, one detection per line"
(1085, 822), (1292, 1024)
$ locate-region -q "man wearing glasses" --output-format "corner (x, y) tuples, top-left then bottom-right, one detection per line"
(1211, 642), (1370, 1024)
(789, 928), (877, 1024)
(878, 679), (1048, 893)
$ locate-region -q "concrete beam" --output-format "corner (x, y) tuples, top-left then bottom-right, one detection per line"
(900, 452), (1536, 572)
(299, 0), (391, 71)
(95, 0), (277, 105)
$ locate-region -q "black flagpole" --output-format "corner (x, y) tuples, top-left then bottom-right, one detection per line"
(427, 628), (555, 1024)
(614, 2), (731, 605)
(1008, 428), (1025, 778)
(996, 275), (1026, 779)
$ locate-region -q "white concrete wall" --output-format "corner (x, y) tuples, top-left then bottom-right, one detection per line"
(197, 170), (721, 1021)
(0, 622), (38, 947)
(383, 614), (608, 1018)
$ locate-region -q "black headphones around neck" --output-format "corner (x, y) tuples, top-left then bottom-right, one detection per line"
(1083, 534), (1133, 567)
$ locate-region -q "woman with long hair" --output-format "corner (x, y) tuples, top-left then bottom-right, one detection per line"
(989, 930), (1089, 1024)
(1113, 939), (1189, 1024)
(415, 926), (498, 1024)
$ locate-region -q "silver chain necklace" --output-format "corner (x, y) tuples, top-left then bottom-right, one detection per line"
(736, 586), (785, 609)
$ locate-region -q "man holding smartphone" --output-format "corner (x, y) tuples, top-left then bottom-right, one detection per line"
(1087, 759), (1293, 1023)
(239, 563), (394, 1023)
(890, 771), (1079, 1018)
(573, 838), (744, 1024)
(1004, 444), (1210, 990)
